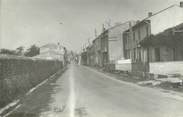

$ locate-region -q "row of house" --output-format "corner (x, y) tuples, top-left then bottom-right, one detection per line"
(81, 2), (183, 78)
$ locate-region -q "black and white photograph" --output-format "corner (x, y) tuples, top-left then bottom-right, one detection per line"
(0, 0), (183, 117)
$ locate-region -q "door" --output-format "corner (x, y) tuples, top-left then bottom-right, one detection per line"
(155, 48), (160, 62)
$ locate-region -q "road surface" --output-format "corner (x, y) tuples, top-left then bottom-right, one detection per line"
(7, 64), (183, 117)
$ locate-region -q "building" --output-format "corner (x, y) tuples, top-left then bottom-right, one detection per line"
(140, 23), (183, 76)
(90, 21), (135, 69)
(86, 44), (95, 66)
(100, 29), (109, 67)
(80, 51), (87, 65)
(35, 43), (65, 61)
(123, 3), (183, 77)
(92, 36), (102, 67)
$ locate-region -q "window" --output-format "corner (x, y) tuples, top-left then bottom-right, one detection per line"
(173, 48), (176, 61)
(127, 50), (130, 59)
(146, 26), (149, 37)
(133, 48), (136, 61)
(138, 49), (141, 61)
(138, 29), (141, 40)
(124, 38), (127, 45)
(133, 32), (135, 40)
(155, 48), (160, 62)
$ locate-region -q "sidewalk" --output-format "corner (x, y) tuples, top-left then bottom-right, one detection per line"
(88, 66), (183, 94)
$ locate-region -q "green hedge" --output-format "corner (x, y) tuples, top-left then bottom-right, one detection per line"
(0, 56), (63, 108)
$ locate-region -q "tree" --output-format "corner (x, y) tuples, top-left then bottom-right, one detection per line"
(0, 49), (17, 55)
(16, 46), (24, 55)
(24, 45), (40, 57)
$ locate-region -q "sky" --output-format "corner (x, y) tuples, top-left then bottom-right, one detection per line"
(0, 0), (182, 52)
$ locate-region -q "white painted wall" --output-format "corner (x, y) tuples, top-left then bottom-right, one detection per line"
(150, 61), (183, 75)
(115, 59), (131, 72)
(108, 22), (131, 63)
(38, 43), (65, 61)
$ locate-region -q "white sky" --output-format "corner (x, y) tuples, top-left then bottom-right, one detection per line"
(0, 0), (182, 51)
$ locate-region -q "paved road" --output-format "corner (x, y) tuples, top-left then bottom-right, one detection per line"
(7, 64), (183, 117)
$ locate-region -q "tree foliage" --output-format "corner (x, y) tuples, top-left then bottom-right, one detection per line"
(24, 45), (40, 57)
(16, 46), (24, 55)
(0, 49), (17, 55)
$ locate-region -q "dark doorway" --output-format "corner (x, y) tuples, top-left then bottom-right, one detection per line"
(155, 48), (160, 61)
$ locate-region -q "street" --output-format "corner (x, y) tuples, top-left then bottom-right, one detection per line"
(2, 1), (183, 117)
(7, 64), (183, 117)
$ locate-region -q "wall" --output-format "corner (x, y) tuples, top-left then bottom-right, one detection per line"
(0, 56), (63, 108)
(101, 31), (109, 67)
(39, 43), (65, 61)
(108, 22), (133, 63)
(101, 31), (108, 53)
(149, 46), (183, 62)
(96, 37), (102, 67)
(124, 21), (150, 63)
(80, 52), (87, 65)
(175, 47), (183, 60)
(115, 59), (132, 72)
(150, 61), (183, 75)
(132, 61), (149, 73)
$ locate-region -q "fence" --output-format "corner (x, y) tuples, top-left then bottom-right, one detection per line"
(0, 56), (63, 108)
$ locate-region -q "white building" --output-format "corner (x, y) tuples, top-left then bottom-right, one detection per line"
(35, 43), (65, 61)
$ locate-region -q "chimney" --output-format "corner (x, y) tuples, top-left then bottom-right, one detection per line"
(180, 2), (183, 7)
(148, 12), (153, 17)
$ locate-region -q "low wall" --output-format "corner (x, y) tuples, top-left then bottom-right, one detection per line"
(115, 59), (131, 72)
(150, 61), (183, 75)
(0, 56), (63, 108)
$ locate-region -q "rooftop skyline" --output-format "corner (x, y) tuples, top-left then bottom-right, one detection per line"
(0, 0), (182, 52)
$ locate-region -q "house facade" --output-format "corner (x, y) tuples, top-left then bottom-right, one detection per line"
(93, 36), (102, 67)
(123, 21), (150, 74)
(108, 22), (135, 63)
(86, 44), (95, 66)
(35, 43), (65, 61)
(100, 30), (109, 67)
(140, 23), (183, 76)
(80, 51), (87, 65)
(123, 3), (183, 76)
(89, 21), (136, 69)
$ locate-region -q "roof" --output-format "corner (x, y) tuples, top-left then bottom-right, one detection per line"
(40, 43), (65, 50)
(92, 21), (136, 43)
(142, 5), (178, 21)
(140, 23), (183, 47)
(125, 5), (180, 32)
(41, 43), (58, 49)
